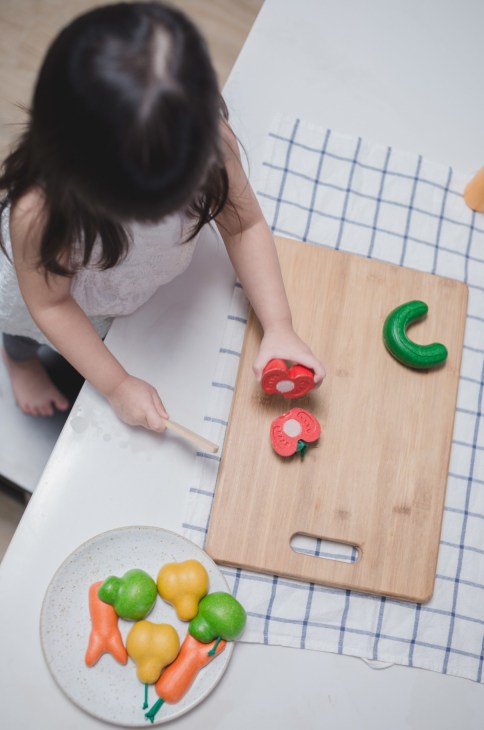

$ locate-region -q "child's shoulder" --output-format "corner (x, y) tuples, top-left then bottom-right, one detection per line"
(219, 119), (239, 159)
(10, 187), (47, 254)
(11, 186), (46, 223)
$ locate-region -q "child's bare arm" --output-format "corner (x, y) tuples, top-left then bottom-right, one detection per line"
(10, 192), (168, 431)
(215, 124), (325, 384)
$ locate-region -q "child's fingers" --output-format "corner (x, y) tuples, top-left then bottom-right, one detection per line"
(146, 408), (167, 432)
(254, 352), (326, 385)
(252, 359), (264, 381)
(153, 394), (169, 420)
(279, 350), (325, 383)
(252, 351), (271, 380)
(144, 391), (169, 432)
(296, 355), (326, 384)
(146, 412), (167, 432)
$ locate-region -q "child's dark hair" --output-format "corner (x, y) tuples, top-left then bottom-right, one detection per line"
(0, 2), (229, 275)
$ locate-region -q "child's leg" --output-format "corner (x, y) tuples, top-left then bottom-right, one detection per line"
(2, 334), (69, 416)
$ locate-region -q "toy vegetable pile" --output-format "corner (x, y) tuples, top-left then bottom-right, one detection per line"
(261, 358), (321, 458)
(85, 559), (246, 723)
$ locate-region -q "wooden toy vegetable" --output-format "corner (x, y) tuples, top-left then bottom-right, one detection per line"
(144, 633), (226, 722)
(270, 407), (321, 458)
(188, 592), (247, 643)
(464, 166), (484, 212)
(382, 300), (448, 369)
(98, 569), (157, 621)
(126, 620), (180, 684)
(85, 580), (128, 667)
(261, 358), (316, 398)
(157, 559), (209, 620)
(145, 591), (246, 722)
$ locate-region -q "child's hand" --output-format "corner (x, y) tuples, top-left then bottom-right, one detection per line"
(106, 375), (169, 432)
(253, 322), (326, 387)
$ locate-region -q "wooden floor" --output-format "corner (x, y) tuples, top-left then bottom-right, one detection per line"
(0, 0), (263, 561)
(0, 0), (263, 158)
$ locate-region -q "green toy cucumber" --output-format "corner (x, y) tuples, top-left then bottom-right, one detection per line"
(382, 300), (448, 369)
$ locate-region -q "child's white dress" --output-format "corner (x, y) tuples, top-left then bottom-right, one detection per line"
(0, 205), (199, 347)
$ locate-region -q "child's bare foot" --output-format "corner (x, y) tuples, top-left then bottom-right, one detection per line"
(1, 349), (70, 416)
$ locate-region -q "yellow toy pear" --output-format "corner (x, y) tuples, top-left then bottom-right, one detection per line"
(157, 559), (208, 620)
(126, 621), (179, 684)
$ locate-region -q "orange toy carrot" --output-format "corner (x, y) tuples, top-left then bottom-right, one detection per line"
(144, 633), (226, 722)
(464, 167), (484, 212)
(85, 580), (128, 667)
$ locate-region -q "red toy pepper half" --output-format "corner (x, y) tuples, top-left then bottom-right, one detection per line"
(261, 359), (316, 399)
(270, 408), (321, 458)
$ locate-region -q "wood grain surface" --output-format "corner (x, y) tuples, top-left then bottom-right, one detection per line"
(205, 236), (468, 602)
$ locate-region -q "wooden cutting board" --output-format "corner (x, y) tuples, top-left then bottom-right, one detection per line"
(205, 237), (468, 602)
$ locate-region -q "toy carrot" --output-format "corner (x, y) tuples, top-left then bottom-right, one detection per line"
(144, 633), (226, 722)
(85, 580), (128, 667)
(464, 167), (484, 212)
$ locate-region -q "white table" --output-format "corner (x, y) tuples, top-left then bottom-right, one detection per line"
(1, 1), (483, 727)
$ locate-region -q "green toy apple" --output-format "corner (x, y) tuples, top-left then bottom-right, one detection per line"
(188, 591), (246, 642)
(98, 568), (157, 620)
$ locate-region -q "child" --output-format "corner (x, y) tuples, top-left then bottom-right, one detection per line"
(0, 2), (324, 429)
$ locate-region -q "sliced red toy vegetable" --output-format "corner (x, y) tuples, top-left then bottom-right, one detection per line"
(270, 407), (321, 457)
(261, 359), (315, 398)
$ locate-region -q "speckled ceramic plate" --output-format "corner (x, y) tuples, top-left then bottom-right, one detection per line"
(40, 526), (234, 726)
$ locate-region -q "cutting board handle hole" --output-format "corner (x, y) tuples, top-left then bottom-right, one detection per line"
(290, 534), (360, 564)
